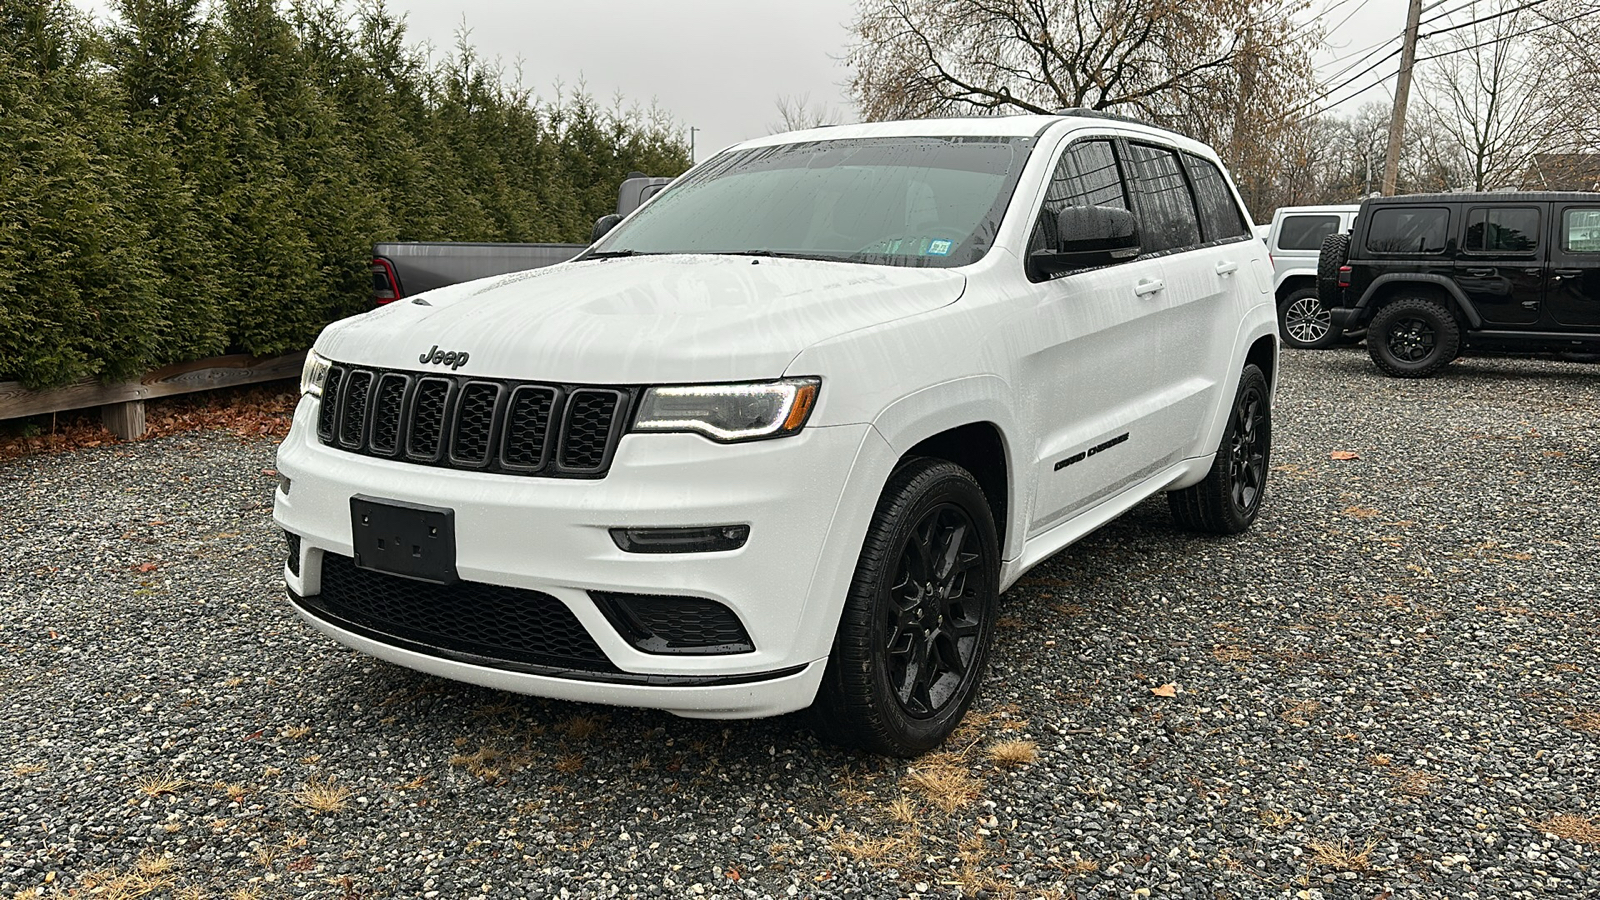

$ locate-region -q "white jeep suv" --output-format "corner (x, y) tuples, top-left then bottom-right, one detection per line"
(275, 113), (1279, 756)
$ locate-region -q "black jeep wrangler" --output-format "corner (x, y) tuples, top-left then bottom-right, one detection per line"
(1319, 193), (1600, 377)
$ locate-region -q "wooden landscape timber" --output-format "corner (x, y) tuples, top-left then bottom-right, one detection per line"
(0, 351), (306, 439)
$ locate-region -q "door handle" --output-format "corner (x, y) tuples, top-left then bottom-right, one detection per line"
(1215, 260), (1239, 275)
(1553, 268), (1582, 276)
(1464, 268), (1495, 277)
(1134, 278), (1165, 296)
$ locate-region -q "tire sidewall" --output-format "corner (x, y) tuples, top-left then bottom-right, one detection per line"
(1369, 297), (1461, 377)
(1278, 288), (1336, 350)
(1221, 365), (1271, 531)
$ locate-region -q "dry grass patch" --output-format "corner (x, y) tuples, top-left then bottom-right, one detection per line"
(1307, 836), (1378, 872)
(449, 746), (506, 783)
(832, 824), (923, 866)
(1279, 699), (1323, 726)
(12, 763), (46, 777)
(554, 753), (585, 774)
(558, 714), (606, 740)
(281, 725), (312, 740)
(136, 773), (189, 798)
(986, 739), (1038, 767)
(1565, 712), (1600, 733)
(1538, 814), (1600, 845)
(905, 762), (981, 815)
(1259, 808), (1296, 827)
(1392, 768), (1442, 797)
(292, 775), (351, 814)
(1212, 645), (1253, 663)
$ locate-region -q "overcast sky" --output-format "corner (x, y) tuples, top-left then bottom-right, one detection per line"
(77, 0), (1413, 157)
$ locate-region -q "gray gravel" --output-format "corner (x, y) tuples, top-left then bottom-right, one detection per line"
(2, 347), (1598, 899)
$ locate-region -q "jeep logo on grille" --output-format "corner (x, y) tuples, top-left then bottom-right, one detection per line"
(419, 345), (470, 370)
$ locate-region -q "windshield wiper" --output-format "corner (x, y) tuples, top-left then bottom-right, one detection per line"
(584, 249), (648, 259)
(706, 250), (854, 263)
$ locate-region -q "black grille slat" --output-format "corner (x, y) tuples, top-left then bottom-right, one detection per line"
(316, 365), (345, 442)
(369, 374), (408, 456)
(285, 532), (301, 577)
(406, 378), (452, 461)
(314, 362), (631, 479)
(501, 386), (557, 469)
(594, 592), (754, 655)
(339, 370), (374, 448)
(308, 553), (618, 672)
(450, 382), (501, 466)
(560, 389), (623, 471)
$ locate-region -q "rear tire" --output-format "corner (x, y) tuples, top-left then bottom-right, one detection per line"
(1168, 364), (1270, 535)
(812, 459), (999, 757)
(1278, 287), (1337, 349)
(1367, 295), (1461, 378)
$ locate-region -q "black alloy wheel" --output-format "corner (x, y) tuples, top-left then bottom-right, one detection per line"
(1367, 295), (1461, 378)
(813, 459), (1000, 757)
(1225, 380), (1267, 516)
(882, 503), (988, 718)
(1168, 363), (1271, 534)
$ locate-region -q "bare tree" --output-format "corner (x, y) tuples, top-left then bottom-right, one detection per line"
(768, 92), (847, 134)
(843, 0), (1317, 217)
(1415, 0), (1557, 191)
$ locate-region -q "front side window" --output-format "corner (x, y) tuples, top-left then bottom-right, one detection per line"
(1184, 154), (1251, 242)
(1465, 207), (1539, 253)
(1123, 143), (1201, 254)
(1277, 215), (1340, 251)
(1366, 207), (1451, 254)
(1029, 139), (1127, 254)
(1564, 209), (1600, 253)
(588, 136), (1033, 268)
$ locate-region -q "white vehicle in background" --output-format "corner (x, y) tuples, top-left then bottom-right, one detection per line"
(1265, 204), (1359, 348)
(275, 112), (1279, 756)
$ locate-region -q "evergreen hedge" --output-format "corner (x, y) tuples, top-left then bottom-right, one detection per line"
(0, 0), (691, 389)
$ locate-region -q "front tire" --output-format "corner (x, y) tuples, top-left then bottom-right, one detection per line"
(1168, 364), (1270, 534)
(812, 459), (1000, 757)
(1278, 287), (1337, 349)
(1367, 295), (1461, 378)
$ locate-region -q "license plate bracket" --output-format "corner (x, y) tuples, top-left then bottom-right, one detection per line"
(350, 495), (458, 584)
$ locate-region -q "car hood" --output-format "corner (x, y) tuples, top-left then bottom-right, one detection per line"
(318, 255), (966, 384)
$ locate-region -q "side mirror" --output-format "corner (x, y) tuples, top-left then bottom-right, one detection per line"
(591, 213), (623, 244)
(1029, 206), (1141, 277)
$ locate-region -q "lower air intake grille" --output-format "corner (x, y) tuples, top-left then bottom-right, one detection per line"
(592, 592), (755, 655)
(284, 532), (301, 577)
(316, 363), (633, 478)
(303, 553), (618, 673)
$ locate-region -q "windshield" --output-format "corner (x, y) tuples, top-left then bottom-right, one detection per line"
(587, 136), (1035, 268)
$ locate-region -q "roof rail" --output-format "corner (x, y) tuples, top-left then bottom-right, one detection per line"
(1054, 107), (1157, 128)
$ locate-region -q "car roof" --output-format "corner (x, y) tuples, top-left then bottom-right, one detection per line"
(1273, 205), (1361, 217)
(732, 114), (1219, 161)
(1362, 191), (1600, 205)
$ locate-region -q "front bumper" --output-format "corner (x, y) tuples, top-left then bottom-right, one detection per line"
(274, 396), (890, 718)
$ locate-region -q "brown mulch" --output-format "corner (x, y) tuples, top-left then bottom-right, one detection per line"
(0, 382), (298, 463)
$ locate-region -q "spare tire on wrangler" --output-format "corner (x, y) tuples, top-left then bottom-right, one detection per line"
(1317, 233), (1351, 310)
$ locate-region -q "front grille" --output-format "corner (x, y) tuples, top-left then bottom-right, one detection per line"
(317, 363), (633, 478)
(284, 532), (301, 576)
(303, 553), (618, 673)
(592, 592), (755, 655)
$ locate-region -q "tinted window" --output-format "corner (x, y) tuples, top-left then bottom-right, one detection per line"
(1030, 140), (1127, 254)
(1365, 207), (1451, 254)
(592, 136), (1033, 268)
(1123, 143), (1201, 254)
(1564, 209), (1600, 253)
(1465, 207), (1539, 252)
(1278, 215), (1340, 251)
(1185, 154), (1250, 242)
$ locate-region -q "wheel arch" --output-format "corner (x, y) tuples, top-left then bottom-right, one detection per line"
(1274, 273), (1317, 303)
(1357, 275), (1481, 329)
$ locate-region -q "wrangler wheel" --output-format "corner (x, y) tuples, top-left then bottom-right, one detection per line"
(1367, 295), (1460, 378)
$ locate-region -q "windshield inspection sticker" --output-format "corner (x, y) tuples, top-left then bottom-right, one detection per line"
(925, 239), (954, 256)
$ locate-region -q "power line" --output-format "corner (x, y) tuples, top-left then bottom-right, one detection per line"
(1420, 0), (1557, 38)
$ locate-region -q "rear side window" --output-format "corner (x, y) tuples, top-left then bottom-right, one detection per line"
(1184, 154), (1250, 242)
(1123, 143), (1200, 254)
(1030, 140), (1127, 254)
(1366, 207), (1451, 254)
(1564, 209), (1600, 252)
(1465, 207), (1539, 253)
(1277, 215), (1340, 251)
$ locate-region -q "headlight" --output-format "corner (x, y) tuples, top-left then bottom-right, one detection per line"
(632, 378), (820, 442)
(301, 351), (332, 397)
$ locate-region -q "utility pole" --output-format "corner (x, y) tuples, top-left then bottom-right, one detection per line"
(689, 126), (699, 163)
(1381, 0), (1424, 196)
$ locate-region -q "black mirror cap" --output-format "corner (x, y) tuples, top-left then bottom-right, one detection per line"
(591, 213), (624, 244)
(1032, 205), (1141, 276)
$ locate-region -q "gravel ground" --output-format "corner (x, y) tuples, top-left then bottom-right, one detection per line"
(2, 347), (1598, 900)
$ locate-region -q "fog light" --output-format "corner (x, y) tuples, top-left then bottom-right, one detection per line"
(609, 525), (749, 554)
